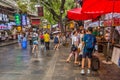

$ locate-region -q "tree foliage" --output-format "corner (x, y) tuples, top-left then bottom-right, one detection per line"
(17, 0), (75, 31)
(30, 0), (75, 24)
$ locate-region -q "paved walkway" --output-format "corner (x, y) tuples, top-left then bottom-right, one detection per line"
(0, 43), (119, 80)
(0, 40), (17, 47)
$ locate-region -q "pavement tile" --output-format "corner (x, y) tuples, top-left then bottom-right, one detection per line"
(0, 43), (120, 80)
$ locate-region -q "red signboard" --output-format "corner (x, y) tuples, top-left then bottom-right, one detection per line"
(104, 18), (120, 27)
(38, 7), (44, 17)
(31, 19), (40, 25)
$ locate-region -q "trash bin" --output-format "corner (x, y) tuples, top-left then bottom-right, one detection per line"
(21, 41), (27, 49)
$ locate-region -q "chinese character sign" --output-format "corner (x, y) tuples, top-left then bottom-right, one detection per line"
(21, 14), (27, 26)
(38, 7), (44, 17)
(14, 13), (21, 26)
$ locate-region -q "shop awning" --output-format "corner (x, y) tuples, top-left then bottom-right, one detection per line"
(82, 0), (120, 14)
(67, 8), (101, 20)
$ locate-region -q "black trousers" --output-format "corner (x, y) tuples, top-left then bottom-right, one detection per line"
(40, 39), (44, 45)
(45, 42), (50, 50)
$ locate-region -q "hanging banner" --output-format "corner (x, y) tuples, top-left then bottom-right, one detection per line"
(0, 24), (7, 30)
(14, 13), (21, 26)
(21, 14), (27, 26)
(38, 7), (44, 17)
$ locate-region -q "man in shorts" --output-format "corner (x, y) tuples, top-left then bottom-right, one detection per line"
(80, 27), (96, 74)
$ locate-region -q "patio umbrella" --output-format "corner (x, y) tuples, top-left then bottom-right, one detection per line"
(81, 0), (120, 14)
(67, 8), (100, 20)
(81, 0), (120, 64)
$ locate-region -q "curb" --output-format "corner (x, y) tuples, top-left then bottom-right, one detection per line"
(0, 41), (18, 47)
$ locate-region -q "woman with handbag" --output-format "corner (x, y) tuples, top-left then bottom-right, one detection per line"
(66, 31), (79, 64)
(78, 29), (85, 66)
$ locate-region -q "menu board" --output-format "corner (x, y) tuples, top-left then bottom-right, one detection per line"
(112, 47), (120, 67)
(115, 26), (120, 35)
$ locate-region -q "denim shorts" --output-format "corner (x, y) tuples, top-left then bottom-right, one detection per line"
(33, 41), (38, 45)
(82, 48), (93, 58)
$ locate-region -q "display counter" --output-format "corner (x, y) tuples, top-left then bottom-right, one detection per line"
(111, 44), (120, 67)
(97, 41), (113, 58)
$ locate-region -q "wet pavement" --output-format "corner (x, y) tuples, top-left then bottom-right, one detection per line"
(0, 40), (17, 47)
(0, 43), (120, 80)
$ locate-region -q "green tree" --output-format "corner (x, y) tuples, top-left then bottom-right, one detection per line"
(17, 0), (36, 13)
(17, 0), (28, 13)
(30, 0), (75, 32)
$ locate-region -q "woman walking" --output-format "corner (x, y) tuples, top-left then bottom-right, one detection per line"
(32, 32), (39, 57)
(66, 31), (79, 64)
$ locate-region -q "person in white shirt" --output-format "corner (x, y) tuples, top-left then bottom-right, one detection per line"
(66, 31), (79, 64)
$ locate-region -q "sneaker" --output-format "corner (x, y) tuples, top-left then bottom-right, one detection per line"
(87, 69), (91, 74)
(80, 69), (85, 75)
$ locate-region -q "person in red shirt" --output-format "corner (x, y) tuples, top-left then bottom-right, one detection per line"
(40, 33), (44, 45)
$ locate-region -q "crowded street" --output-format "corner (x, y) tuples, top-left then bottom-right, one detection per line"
(0, 41), (120, 80)
(0, 0), (120, 80)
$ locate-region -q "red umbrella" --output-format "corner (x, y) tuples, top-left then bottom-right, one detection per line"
(82, 0), (120, 14)
(67, 8), (100, 20)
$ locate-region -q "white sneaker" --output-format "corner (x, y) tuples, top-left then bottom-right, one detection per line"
(80, 69), (85, 75)
(87, 69), (91, 74)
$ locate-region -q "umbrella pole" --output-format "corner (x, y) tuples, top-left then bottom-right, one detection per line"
(102, 0), (115, 64)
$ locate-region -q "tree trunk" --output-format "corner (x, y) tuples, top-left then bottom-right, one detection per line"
(59, 17), (64, 32)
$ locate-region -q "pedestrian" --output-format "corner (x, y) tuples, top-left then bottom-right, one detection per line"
(66, 31), (79, 64)
(44, 31), (50, 50)
(40, 33), (44, 45)
(80, 27), (96, 74)
(28, 32), (33, 50)
(78, 29), (85, 66)
(17, 32), (23, 48)
(21, 33), (27, 49)
(54, 34), (60, 50)
(32, 32), (39, 57)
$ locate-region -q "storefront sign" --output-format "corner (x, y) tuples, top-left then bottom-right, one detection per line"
(31, 19), (40, 25)
(17, 26), (22, 32)
(104, 18), (120, 26)
(8, 15), (14, 21)
(0, 13), (9, 22)
(21, 14), (27, 26)
(0, 24), (7, 30)
(14, 13), (21, 26)
(27, 17), (30, 25)
(103, 19), (113, 27)
(38, 7), (44, 17)
(0, 13), (2, 21)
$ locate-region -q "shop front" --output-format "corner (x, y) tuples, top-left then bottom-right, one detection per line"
(0, 3), (17, 42)
(95, 13), (120, 66)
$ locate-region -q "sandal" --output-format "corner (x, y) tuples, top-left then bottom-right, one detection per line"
(66, 60), (70, 63)
(74, 61), (79, 64)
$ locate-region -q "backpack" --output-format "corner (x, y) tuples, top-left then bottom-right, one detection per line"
(54, 36), (59, 43)
(84, 34), (96, 49)
(91, 56), (100, 71)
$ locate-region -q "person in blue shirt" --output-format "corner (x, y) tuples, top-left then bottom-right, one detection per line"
(80, 27), (96, 74)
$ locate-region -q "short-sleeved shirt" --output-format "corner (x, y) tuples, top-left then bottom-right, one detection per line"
(83, 34), (96, 53)
(44, 33), (50, 42)
(72, 35), (78, 45)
